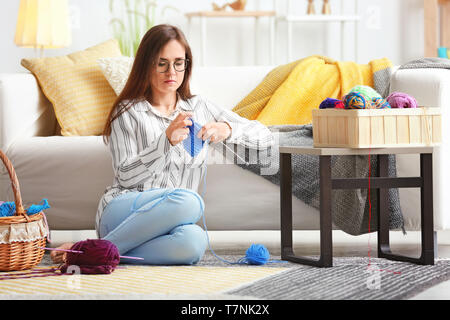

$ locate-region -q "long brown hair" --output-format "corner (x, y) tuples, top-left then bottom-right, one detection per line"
(102, 24), (194, 144)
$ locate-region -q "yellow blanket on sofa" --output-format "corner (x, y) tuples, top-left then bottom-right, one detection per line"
(232, 55), (392, 125)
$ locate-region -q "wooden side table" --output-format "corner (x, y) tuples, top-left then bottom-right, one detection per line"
(279, 146), (436, 267)
(185, 11), (276, 66)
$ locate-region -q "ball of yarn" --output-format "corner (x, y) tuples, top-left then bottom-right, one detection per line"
(371, 97), (391, 109)
(245, 244), (270, 265)
(348, 85), (382, 101)
(343, 92), (368, 109)
(386, 92), (418, 108)
(319, 98), (344, 109)
(0, 198), (50, 217)
(60, 239), (120, 274)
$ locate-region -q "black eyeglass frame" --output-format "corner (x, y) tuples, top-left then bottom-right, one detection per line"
(155, 58), (190, 73)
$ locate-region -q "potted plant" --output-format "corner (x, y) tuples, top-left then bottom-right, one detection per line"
(109, 0), (179, 57)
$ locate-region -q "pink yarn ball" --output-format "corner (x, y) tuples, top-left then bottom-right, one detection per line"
(386, 92), (418, 109)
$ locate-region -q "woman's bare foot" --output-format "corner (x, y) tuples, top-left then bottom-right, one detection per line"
(50, 242), (74, 263)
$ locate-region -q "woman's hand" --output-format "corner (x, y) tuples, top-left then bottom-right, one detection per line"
(197, 121), (232, 143)
(166, 112), (193, 146)
(50, 242), (74, 264)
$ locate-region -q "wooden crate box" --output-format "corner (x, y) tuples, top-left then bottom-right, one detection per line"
(312, 107), (441, 148)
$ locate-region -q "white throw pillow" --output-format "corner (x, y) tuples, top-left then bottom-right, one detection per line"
(97, 56), (134, 95)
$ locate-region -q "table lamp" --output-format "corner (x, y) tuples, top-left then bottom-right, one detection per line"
(14, 0), (72, 58)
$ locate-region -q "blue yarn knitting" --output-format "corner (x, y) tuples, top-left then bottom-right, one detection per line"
(183, 117), (205, 157)
(184, 118), (286, 266)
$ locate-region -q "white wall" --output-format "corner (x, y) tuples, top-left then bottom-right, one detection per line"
(0, 0), (424, 73)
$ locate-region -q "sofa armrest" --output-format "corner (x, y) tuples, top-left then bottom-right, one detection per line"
(0, 73), (57, 151)
(390, 67), (450, 230)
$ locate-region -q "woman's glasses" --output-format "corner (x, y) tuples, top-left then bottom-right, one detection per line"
(156, 59), (189, 73)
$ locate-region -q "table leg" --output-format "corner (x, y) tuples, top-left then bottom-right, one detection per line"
(377, 154), (391, 255)
(340, 21), (345, 60)
(420, 153), (435, 264)
(287, 21), (292, 62)
(378, 153), (435, 265)
(269, 16), (275, 65)
(187, 16), (192, 40)
(255, 16), (260, 65)
(280, 153), (333, 267)
(280, 153), (293, 257)
(200, 16), (206, 66)
(319, 155), (333, 266)
(354, 0), (359, 62)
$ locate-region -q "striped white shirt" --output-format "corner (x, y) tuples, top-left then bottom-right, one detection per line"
(95, 94), (274, 234)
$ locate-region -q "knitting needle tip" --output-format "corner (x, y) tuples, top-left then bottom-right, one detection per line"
(39, 247), (84, 254)
(119, 255), (144, 260)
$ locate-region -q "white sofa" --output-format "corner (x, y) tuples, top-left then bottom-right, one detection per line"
(0, 66), (449, 232)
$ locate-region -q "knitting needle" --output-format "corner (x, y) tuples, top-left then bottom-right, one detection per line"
(39, 247), (83, 254)
(216, 140), (249, 166)
(119, 255), (144, 260)
(39, 247), (144, 260)
(191, 118), (249, 165)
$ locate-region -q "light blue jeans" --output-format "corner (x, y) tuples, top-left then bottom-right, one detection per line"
(98, 188), (208, 265)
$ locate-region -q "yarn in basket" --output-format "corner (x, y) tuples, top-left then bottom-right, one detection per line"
(371, 97), (391, 109)
(348, 85), (382, 101)
(319, 98), (345, 109)
(343, 92), (369, 109)
(386, 92), (418, 108)
(0, 198), (50, 217)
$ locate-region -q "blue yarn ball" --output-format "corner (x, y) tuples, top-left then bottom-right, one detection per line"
(343, 92), (368, 109)
(0, 199), (50, 217)
(245, 244), (270, 265)
(371, 97), (391, 109)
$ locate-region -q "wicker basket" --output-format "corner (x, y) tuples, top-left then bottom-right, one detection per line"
(0, 150), (47, 271)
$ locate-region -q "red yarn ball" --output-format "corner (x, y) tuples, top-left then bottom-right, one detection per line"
(60, 239), (120, 275)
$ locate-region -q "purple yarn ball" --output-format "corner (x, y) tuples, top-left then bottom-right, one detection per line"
(60, 239), (120, 275)
(319, 98), (344, 109)
(386, 92), (418, 109)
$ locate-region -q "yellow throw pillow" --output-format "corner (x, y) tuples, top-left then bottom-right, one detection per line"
(21, 39), (122, 136)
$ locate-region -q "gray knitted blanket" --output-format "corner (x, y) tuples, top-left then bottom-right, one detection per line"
(399, 57), (450, 70)
(227, 125), (405, 236)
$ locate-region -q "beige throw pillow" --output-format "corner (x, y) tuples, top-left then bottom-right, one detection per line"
(97, 56), (134, 96)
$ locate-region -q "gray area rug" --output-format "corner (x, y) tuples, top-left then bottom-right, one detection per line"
(226, 257), (450, 300)
(39, 254), (450, 300)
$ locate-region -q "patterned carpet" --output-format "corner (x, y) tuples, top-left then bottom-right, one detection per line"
(0, 254), (448, 299)
(228, 257), (450, 300)
(0, 253), (288, 298)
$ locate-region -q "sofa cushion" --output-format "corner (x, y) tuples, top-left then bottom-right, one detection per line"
(0, 136), (112, 230)
(190, 66), (274, 111)
(97, 56), (134, 95)
(21, 39), (122, 136)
